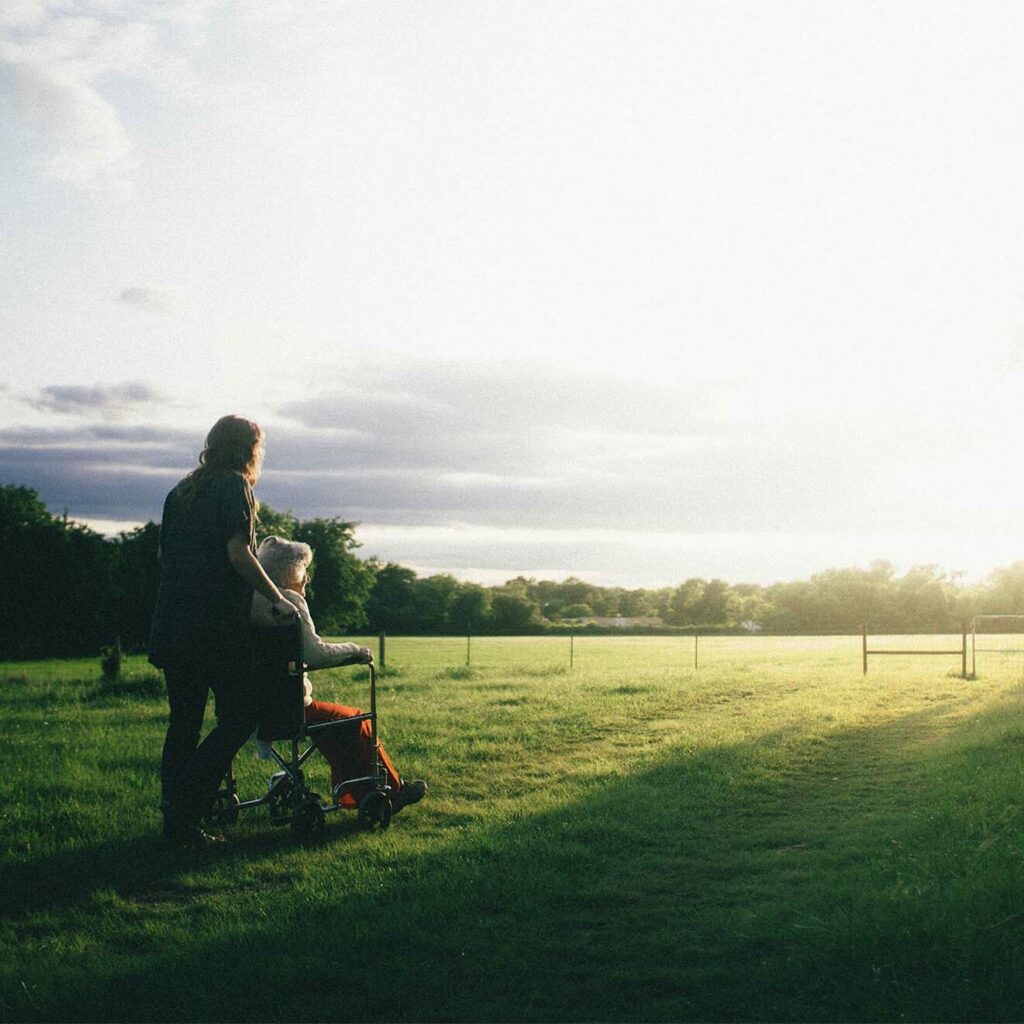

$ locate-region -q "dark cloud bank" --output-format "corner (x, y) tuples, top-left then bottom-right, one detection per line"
(0, 363), (961, 545)
(27, 382), (158, 418)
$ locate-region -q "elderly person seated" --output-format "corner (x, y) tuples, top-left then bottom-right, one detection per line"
(251, 535), (426, 813)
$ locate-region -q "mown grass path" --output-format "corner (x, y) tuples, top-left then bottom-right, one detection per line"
(2, 636), (1024, 1022)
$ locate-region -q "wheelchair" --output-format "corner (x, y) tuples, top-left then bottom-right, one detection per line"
(205, 621), (394, 841)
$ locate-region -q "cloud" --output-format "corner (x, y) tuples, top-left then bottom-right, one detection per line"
(27, 381), (160, 418)
(0, 422), (194, 520)
(0, 2), (46, 31)
(0, 358), (1002, 579)
(0, 2), (211, 189)
(275, 360), (726, 485)
(118, 285), (184, 313)
(0, 34), (134, 188)
(263, 356), (979, 537)
(281, 360), (712, 439)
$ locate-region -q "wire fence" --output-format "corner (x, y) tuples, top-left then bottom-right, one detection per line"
(340, 631), (879, 675)
(327, 629), (1024, 678)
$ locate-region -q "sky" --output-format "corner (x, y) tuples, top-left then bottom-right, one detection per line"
(3, 0), (1024, 588)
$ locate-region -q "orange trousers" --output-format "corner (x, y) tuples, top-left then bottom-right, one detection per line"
(304, 700), (401, 807)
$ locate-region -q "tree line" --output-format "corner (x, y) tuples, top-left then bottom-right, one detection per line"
(3, 482), (1024, 659)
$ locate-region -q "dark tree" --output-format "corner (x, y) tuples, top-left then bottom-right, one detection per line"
(665, 578), (705, 626)
(293, 517), (375, 634)
(0, 485), (114, 658)
(413, 574), (461, 633)
(111, 522), (161, 651)
(489, 585), (542, 632)
(448, 581), (491, 631)
(366, 562), (419, 633)
(255, 503), (299, 543)
(691, 578), (738, 627)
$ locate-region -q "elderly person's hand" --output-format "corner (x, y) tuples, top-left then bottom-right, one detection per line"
(355, 646), (374, 665)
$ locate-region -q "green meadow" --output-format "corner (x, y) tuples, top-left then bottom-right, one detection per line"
(3, 635), (1024, 1022)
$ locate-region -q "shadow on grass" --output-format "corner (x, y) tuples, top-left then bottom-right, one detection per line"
(6, 698), (1024, 1023)
(82, 672), (165, 703)
(0, 801), (368, 921)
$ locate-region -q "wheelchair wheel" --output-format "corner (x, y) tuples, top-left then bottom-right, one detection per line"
(205, 792), (240, 829)
(267, 776), (296, 825)
(291, 797), (326, 842)
(358, 790), (393, 830)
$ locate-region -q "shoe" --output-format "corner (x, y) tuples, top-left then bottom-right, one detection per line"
(392, 778), (427, 813)
(268, 771), (289, 792)
(163, 824), (226, 849)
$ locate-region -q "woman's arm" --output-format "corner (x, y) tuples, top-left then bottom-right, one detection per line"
(227, 531), (296, 619)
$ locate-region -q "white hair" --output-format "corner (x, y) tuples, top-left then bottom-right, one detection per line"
(256, 535), (313, 588)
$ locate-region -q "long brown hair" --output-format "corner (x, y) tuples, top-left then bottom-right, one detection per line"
(179, 415), (264, 506)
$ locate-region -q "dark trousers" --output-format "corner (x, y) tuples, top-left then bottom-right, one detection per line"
(160, 654), (256, 831)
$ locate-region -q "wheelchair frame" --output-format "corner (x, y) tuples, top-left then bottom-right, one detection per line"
(207, 622), (394, 840)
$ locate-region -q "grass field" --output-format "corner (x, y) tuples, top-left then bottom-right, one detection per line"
(3, 635), (1024, 1022)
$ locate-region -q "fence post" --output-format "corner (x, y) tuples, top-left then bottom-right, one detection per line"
(862, 624), (867, 675)
(694, 625), (699, 670)
(101, 635), (122, 682)
(971, 618), (976, 678)
(379, 631), (386, 671)
(962, 622), (967, 679)
(570, 633), (574, 670)
(467, 622), (471, 667)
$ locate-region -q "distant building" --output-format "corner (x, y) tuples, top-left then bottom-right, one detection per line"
(572, 616), (665, 629)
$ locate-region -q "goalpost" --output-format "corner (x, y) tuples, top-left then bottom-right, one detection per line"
(970, 615), (1024, 677)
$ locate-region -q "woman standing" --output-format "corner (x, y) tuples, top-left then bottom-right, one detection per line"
(149, 415), (295, 848)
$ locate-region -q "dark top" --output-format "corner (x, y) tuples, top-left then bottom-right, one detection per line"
(147, 470), (256, 668)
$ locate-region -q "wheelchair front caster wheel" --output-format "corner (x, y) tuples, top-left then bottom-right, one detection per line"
(358, 790), (393, 830)
(291, 797), (326, 842)
(205, 792), (240, 829)
(267, 776), (297, 825)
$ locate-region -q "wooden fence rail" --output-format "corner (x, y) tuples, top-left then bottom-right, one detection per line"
(861, 623), (967, 678)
